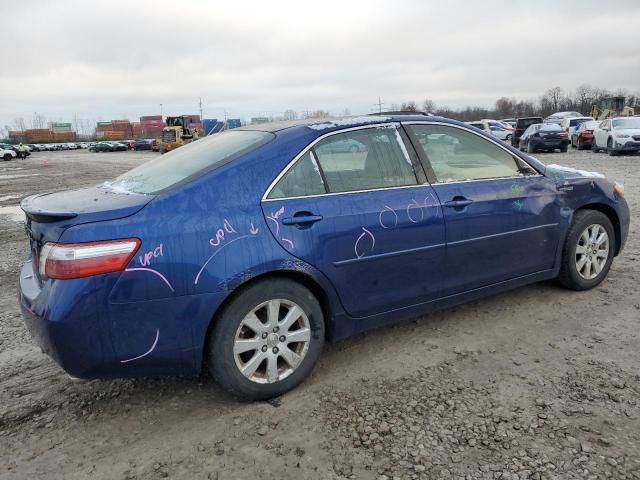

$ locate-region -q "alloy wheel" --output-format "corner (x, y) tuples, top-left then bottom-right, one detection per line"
(233, 299), (311, 384)
(575, 224), (609, 280)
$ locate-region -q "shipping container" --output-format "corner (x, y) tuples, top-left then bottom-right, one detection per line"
(227, 119), (242, 129)
(140, 115), (162, 121)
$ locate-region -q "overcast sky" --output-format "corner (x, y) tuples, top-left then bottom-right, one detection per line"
(1, 0), (639, 129)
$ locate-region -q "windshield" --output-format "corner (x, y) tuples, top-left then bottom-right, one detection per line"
(540, 124), (562, 131)
(106, 130), (274, 194)
(612, 118), (640, 129)
(581, 121), (600, 130)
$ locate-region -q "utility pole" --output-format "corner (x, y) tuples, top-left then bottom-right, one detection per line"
(373, 97), (384, 113)
(160, 103), (163, 118)
(199, 97), (203, 121)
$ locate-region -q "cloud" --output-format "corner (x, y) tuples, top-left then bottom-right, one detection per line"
(1, 0), (639, 128)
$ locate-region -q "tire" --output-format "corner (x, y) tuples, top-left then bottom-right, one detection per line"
(591, 138), (599, 153)
(571, 138), (577, 148)
(577, 139), (584, 150)
(557, 210), (615, 291)
(607, 138), (617, 156)
(207, 278), (325, 400)
(560, 144), (568, 153)
(527, 141), (536, 154)
(506, 134), (512, 142)
(3, 154), (12, 161)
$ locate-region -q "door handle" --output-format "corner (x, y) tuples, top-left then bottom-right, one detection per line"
(281, 214), (323, 226)
(443, 198), (473, 208)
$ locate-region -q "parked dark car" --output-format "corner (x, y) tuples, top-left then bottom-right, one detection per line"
(571, 120), (600, 150)
(134, 140), (153, 151)
(19, 115), (629, 400)
(511, 117), (543, 147)
(110, 142), (128, 152)
(518, 123), (570, 153)
(89, 142), (115, 152)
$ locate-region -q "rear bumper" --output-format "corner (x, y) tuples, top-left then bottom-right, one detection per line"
(533, 138), (569, 149)
(18, 260), (217, 379)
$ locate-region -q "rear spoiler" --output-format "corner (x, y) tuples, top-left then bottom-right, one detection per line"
(21, 194), (78, 223)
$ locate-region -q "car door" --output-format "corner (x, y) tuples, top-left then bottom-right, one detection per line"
(261, 124), (446, 318)
(596, 120), (609, 147)
(405, 122), (560, 296)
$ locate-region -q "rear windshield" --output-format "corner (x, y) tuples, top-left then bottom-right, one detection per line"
(106, 130), (273, 194)
(569, 118), (592, 127)
(612, 118), (640, 129)
(540, 124), (563, 131)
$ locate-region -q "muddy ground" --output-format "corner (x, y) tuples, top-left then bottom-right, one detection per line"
(0, 148), (638, 480)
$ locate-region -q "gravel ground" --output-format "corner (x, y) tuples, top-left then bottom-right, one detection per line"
(0, 148), (638, 480)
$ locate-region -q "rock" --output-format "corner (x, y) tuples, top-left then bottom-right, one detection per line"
(581, 442), (594, 453)
(606, 458), (618, 467)
(257, 425), (269, 436)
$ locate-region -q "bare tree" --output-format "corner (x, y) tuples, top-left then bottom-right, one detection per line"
(13, 117), (26, 131)
(400, 100), (418, 112)
(422, 99), (436, 113)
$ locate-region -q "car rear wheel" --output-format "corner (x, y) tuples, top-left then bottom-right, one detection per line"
(207, 278), (325, 400)
(557, 210), (614, 291)
(527, 141), (536, 154)
(3, 154), (12, 161)
(560, 144), (568, 153)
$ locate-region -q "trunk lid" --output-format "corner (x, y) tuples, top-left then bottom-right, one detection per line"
(21, 184), (154, 283)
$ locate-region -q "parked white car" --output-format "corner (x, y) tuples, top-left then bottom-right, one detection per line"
(1, 147), (17, 161)
(560, 116), (594, 138)
(543, 111), (583, 125)
(592, 117), (640, 155)
(466, 119), (514, 141)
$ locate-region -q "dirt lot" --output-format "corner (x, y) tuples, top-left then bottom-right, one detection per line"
(0, 148), (638, 480)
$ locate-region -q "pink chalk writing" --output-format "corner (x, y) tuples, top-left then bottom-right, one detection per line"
(125, 267), (175, 292)
(209, 219), (237, 247)
(379, 205), (398, 229)
(195, 235), (258, 285)
(354, 227), (375, 259)
(267, 206), (285, 236)
(406, 199), (425, 223)
(281, 237), (295, 250)
(138, 243), (164, 267)
(249, 222), (259, 235)
(120, 328), (160, 363)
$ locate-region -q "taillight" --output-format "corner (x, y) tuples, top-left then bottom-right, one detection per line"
(39, 239), (140, 280)
(560, 132), (568, 138)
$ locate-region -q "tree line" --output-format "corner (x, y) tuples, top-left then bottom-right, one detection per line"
(391, 85), (639, 121)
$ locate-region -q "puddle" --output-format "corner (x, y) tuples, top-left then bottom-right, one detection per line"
(0, 174), (39, 180)
(0, 205), (24, 222)
(0, 195), (20, 202)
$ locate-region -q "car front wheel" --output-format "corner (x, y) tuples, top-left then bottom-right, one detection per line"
(207, 278), (325, 400)
(607, 138), (617, 156)
(527, 141), (536, 154)
(557, 210), (615, 290)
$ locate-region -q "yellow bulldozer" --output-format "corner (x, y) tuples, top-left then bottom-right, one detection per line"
(158, 116), (199, 153)
(591, 96), (635, 121)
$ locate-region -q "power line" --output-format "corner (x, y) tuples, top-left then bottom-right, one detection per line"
(373, 97), (384, 113)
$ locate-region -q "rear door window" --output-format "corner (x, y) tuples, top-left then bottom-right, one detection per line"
(268, 151), (326, 199)
(312, 127), (418, 193)
(409, 124), (525, 183)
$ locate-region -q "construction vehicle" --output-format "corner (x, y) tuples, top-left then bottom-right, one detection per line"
(591, 96), (635, 121)
(158, 116), (199, 153)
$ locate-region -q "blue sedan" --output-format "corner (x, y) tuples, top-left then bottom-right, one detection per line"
(19, 115), (630, 400)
